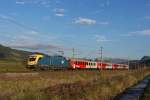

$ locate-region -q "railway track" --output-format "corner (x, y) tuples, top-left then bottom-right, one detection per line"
(114, 75), (150, 100)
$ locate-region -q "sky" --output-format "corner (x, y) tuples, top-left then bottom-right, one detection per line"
(0, 0), (150, 59)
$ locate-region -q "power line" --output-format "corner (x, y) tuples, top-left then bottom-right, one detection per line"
(0, 15), (39, 33)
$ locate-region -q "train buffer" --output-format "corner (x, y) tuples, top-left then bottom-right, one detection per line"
(114, 75), (150, 100)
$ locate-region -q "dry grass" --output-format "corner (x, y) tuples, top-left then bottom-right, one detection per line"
(0, 69), (149, 100)
(0, 61), (29, 72)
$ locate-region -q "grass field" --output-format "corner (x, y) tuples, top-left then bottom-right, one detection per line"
(0, 68), (149, 100)
(0, 61), (30, 72)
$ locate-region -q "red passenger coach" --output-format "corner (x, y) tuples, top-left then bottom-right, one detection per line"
(112, 64), (129, 70)
(69, 59), (129, 70)
(69, 59), (97, 69)
(112, 64), (119, 69)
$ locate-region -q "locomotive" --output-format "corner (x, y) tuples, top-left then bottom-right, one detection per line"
(27, 54), (69, 69)
(27, 54), (129, 70)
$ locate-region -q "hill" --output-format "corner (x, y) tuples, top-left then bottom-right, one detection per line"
(0, 44), (33, 72)
(0, 44), (32, 62)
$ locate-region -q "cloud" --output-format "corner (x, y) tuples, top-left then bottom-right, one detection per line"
(99, 22), (109, 25)
(145, 1), (150, 6)
(95, 35), (111, 43)
(11, 44), (63, 50)
(4, 34), (63, 50)
(73, 17), (96, 25)
(144, 16), (150, 20)
(99, 0), (110, 8)
(121, 29), (150, 37)
(16, 1), (25, 5)
(9, 39), (72, 51)
(120, 34), (132, 37)
(130, 29), (150, 36)
(0, 14), (13, 20)
(55, 13), (64, 17)
(53, 8), (65, 17)
(53, 8), (65, 13)
(17, 31), (39, 36)
(15, 0), (52, 7)
(106, 0), (110, 7)
(42, 16), (51, 21)
(27, 31), (39, 35)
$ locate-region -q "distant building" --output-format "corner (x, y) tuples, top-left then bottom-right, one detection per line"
(140, 56), (150, 67)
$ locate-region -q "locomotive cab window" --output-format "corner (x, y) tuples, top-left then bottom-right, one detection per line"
(38, 57), (42, 61)
(29, 58), (36, 61)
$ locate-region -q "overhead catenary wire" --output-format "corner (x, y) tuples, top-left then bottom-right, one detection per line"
(0, 14), (39, 32)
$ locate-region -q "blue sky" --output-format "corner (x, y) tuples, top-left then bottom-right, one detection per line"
(0, 0), (150, 59)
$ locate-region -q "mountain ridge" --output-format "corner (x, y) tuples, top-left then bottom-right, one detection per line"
(0, 44), (32, 62)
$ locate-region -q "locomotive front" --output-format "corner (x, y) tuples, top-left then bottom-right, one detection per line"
(27, 54), (44, 69)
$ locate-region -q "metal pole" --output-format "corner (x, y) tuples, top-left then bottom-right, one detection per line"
(100, 46), (103, 62)
(128, 57), (130, 70)
(99, 47), (103, 70)
(73, 48), (75, 59)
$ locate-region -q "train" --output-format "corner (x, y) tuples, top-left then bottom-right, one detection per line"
(27, 54), (129, 70)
